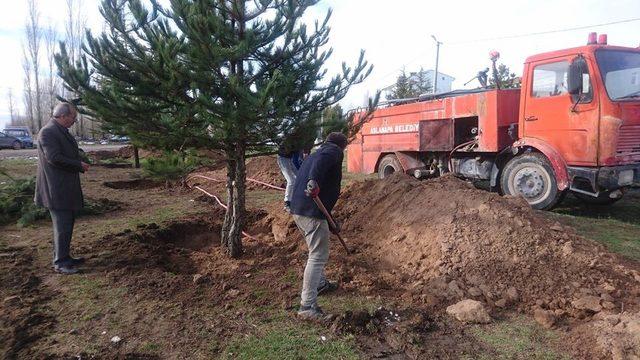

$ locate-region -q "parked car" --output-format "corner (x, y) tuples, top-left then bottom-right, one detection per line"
(2, 126), (34, 149)
(0, 131), (24, 150)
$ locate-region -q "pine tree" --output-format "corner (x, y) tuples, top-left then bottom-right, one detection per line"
(489, 64), (521, 89)
(56, 0), (373, 257)
(413, 68), (433, 95)
(386, 68), (414, 100)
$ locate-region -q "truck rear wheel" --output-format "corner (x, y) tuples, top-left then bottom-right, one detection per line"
(378, 154), (402, 179)
(500, 153), (565, 210)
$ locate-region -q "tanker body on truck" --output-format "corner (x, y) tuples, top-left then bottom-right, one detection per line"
(347, 33), (640, 209)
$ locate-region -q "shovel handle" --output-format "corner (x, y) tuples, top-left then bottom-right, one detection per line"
(311, 196), (351, 254)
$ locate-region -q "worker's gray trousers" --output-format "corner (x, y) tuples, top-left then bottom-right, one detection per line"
(49, 209), (76, 267)
(293, 214), (329, 308)
(277, 155), (297, 203)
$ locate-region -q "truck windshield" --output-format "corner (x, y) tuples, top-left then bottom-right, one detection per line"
(596, 50), (640, 101)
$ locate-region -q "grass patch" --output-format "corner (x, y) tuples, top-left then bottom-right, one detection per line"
(0, 158), (37, 180)
(471, 316), (568, 360)
(550, 191), (640, 261)
(57, 276), (128, 322)
(322, 295), (384, 314)
(140, 342), (161, 353)
(222, 322), (358, 360)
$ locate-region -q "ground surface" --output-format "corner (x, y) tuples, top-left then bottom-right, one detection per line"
(1, 152), (639, 359)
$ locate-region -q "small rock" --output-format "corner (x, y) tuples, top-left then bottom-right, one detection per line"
(3, 295), (21, 305)
(495, 299), (507, 308)
(446, 299), (492, 324)
(534, 308), (556, 328)
(572, 295), (602, 312)
(222, 283), (231, 291)
(244, 273), (252, 278)
(602, 301), (616, 310)
(110, 336), (122, 344)
(193, 274), (207, 285)
(227, 289), (240, 298)
(605, 315), (620, 326)
(69, 328), (78, 335)
(506, 287), (519, 302)
(562, 242), (574, 256)
(468, 287), (483, 297)
(550, 222), (563, 232)
(600, 293), (614, 302)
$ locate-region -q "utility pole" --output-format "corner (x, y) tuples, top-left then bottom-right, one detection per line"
(431, 35), (442, 94)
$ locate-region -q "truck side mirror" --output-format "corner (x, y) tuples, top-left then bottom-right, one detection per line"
(567, 63), (583, 95)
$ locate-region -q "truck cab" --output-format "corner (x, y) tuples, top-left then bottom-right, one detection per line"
(513, 33), (640, 206)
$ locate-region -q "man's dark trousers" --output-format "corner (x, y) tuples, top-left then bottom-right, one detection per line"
(49, 209), (76, 267)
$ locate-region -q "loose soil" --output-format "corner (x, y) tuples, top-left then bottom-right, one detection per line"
(3, 153), (640, 359)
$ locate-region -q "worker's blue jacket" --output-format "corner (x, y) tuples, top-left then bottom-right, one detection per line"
(290, 142), (343, 219)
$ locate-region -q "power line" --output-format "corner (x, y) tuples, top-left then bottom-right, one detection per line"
(368, 17), (640, 87)
(449, 17), (640, 45)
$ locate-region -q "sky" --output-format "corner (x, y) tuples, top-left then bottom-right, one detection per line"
(1, 0), (639, 130)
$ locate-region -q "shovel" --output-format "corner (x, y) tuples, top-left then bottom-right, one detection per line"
(311, 196), (351, 254)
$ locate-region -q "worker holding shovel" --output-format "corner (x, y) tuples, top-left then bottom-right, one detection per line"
(290, 132), (347, 321)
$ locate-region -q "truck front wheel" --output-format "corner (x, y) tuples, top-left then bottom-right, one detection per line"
(500, 153), (565, 210)
(378, 154), (402, 179)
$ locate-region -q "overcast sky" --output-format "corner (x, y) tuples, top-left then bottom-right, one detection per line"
(1, 0), (639, 130)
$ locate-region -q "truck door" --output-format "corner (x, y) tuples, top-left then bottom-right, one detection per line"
(522, 56), (599, 166)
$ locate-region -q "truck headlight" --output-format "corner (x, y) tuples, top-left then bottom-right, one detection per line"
(618, 169), (634, 186)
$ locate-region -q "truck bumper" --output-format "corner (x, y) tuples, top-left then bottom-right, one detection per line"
(568, 164), (640, 194)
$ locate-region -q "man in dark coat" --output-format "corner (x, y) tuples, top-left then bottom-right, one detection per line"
(290, 132), (347, 320)
(35, 102), (89, 274)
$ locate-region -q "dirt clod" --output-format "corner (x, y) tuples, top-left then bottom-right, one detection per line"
(446, 299), (492, 324)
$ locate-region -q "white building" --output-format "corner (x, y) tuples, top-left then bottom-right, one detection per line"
(423, 69), (455, 94)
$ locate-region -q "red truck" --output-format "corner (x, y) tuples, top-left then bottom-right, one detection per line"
(347, 33), (640, 209)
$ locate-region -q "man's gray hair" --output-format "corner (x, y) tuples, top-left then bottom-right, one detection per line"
(52, 102), (75, 118)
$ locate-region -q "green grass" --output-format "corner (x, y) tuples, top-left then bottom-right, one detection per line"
(0, 158), (37, 180)
(471, 316), (568, 360)
(550, 191), (640, 261)
(222, 321), (358, 360)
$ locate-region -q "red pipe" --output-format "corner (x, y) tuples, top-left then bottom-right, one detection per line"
(193, 185), (259, 241)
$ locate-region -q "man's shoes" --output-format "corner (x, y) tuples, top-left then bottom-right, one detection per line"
(54, 265), (79, 275)
(297, 305), (326, 321)
(68, 257), (86, 266)
(284, 201), (291, 213)
(317, 280), (338, 296)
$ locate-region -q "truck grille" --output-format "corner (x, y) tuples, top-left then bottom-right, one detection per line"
(617, 125), (640, 155)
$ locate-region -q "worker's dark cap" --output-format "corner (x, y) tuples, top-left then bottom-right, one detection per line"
(325, 132), (348, 149)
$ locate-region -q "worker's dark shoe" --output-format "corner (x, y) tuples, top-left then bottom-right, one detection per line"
(284, 201), (291, 213)
(54, 265), (79, 275)
(297, 305), (326, 321)
(317, 280), (338, 296)
(68, 257), (86, 266)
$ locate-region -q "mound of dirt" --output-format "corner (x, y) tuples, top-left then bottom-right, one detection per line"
(323, 174), (640, 358)
(245, 156), (285, 188)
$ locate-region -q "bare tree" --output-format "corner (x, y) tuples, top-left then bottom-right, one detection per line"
(21, 45), (35, 132)
(7, 88), (16, 123)
(44, 25), (59, 118)
(65, 0), (89, 138)
(24, 0), (43, 131)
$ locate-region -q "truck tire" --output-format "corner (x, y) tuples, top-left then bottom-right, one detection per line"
(500, 153), (565, 210)
(12, 141), (22, 150)
(378, 154), (402, 179)
(573, 191), (622, 206)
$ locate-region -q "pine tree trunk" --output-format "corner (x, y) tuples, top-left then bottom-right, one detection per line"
(221, 144), (246, 258)
(133, 145), (140, 168)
